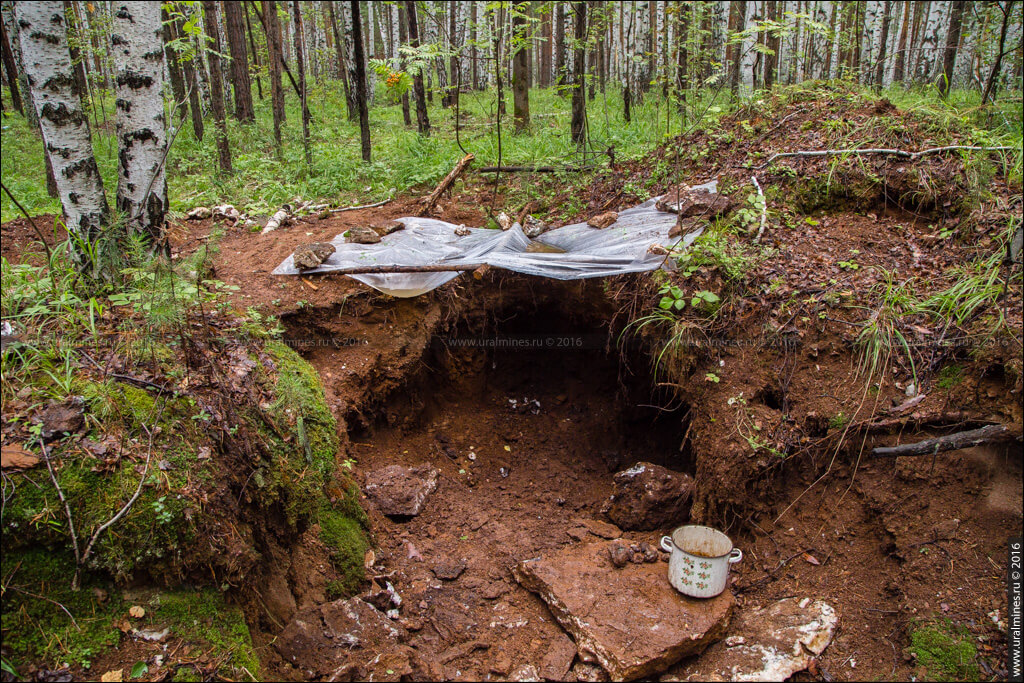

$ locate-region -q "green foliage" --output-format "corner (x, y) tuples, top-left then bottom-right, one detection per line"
(908, 619), (980, 682)
(936, 365), (964, 390)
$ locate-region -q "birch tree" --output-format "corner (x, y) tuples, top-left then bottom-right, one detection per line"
(110, 2), (167, 241)
(15, 1), (108, 243)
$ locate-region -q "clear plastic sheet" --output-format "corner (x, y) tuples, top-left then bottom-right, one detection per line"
(272, 183), (716, 297)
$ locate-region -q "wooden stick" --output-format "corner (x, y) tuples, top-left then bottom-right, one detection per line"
(871, 424), (1014, 458)
(421, 153), (474, 215)
(308, 263), (485, 275)
(760, 145), (1016, 169)
(479, 164), (596, 173)
(329, 197), (392, 213)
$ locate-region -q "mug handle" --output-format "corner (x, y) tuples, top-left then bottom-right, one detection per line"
(660, 536), (674, 553)
(728, 548), (743, 564)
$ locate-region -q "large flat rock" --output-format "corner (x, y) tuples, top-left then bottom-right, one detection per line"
(680, 597), (838, 681)
(514, 542), (734, 681)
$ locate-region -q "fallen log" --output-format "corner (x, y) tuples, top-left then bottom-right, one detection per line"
(421, 153), (474, 215)
(870, 424), (1015, 458)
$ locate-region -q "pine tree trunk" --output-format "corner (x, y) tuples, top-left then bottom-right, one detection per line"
(110, 2), (167, 241)
(938, 0), (964, 96)
(570, 1), (586, 146)
(224, 1), (255, 121)
(15, 1), (108, 243)
(893, 0), (910, 82)
(729, 1), (745, 94)
(202, 1), (233, 173)
(160, 6), (186, 114)
(405, 0), (430, 135)
(264, 0), (285, 149)
(350, 0), (371, 160)
(245, 3), (263, 100)
(512, 2), (530, 132)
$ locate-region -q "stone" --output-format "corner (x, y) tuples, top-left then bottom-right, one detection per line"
(371, 219), (404, 236)
(656, 186), (734, 219)
(273, 598), (406, 678)
(522, 215), (550, 238)
(345, 225), (383, 244)
(432, 559), (466, 581)
(455, 225), (472, 236)
(581, 519), (623, 539)
(496, 212), (514, 231)
(539, 631), (578, 680)
(292, 242), (336, 270)
(607, 463), (694, 531)
(680, 597), (837, 682)
(35, 397), (85, 441)
(186, 206), (212, 220)
(509, 664), (542, 682)
(515, 542), (734, 682)
(587, 211), (619, 229)
(608, 542), (631, 568)
(362, 465), (439, 517)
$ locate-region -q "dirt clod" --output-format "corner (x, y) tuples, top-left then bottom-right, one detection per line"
(607, 462), (694, 531)
(587, 211), (618, 229)
(362, 465), (439, 517)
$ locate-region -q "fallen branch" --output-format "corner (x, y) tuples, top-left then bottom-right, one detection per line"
(871, 424), (1015, 458)
(315, 263), (484, 275)
(261, 207), (291, 234)
(422, 153), (474, 215)
(760, 145), (1017, 169)
(479, 165), (595, 173)
(751, 175), (767, 243)
(329, 196), (393, 213)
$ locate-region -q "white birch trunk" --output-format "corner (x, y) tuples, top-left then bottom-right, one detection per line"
(110, 2), (167, 239)
(917, 0), (947, 81)
(15, 1), (108, 239)
(740, 0), (758, 91)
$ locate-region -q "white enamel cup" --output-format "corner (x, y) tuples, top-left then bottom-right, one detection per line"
(660, 524), (742, 598)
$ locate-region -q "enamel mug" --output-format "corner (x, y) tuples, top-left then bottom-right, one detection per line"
(660, 524), (742, 598)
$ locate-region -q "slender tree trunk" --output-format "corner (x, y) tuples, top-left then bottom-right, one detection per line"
(765, 1), (780, 88)
(397, 2), (412, 126)
(893, 0), (910, 82)
(512, 1), (530, 131)
(470, 0), (479, 90)
(351, 1), (371, 160)
(110, 2), (167, 242)
(406, 0), (430, 135)
(874, 0), (893, 87)
(244, 3), (263, 99)
(0, 9), (22, 113)
(264, 0), (285, 150)
(160, 6), (186, 114)
(938, 0), (964, 96)
(729, 1), (746, 94)
(15, 1), (108, 244)
(291, 0), (311, 165)
(570, 1), (586, 146)
(327, 1), (353, 116)
(2, 1), (39, 130)
(448, 0), (459, 109)
(981, 1), (1013, 104)
(555, 1), (566, 87)
(63, 1), (89, 110)
(224, 1), (255, 121)
(202, 1), (233, 174)
(676, 0), (689, 103)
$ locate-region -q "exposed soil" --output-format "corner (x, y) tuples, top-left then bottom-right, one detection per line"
(3, 90), (1021, 682)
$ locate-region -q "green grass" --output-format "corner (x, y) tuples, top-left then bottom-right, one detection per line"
(2, 81), (687, 221)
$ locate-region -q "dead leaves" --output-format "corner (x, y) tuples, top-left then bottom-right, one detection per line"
(1, 445), (40, 471)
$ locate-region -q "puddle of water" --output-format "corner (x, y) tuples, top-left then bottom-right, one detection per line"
(525, 240), (566, 254)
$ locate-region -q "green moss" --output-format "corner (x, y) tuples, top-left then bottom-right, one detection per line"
(909, 619), (980, 681)
(0, 551), (259, 678)
(0, 549), (125, 671)
(143, 590), (260, 679)
(937, 364), (964, 390)
(319, 510), (368, 596)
